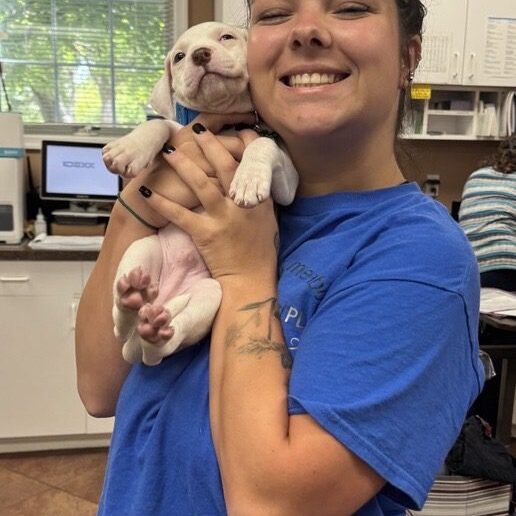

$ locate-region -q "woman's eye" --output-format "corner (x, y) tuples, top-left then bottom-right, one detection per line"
(335, 4), (370, 15)
(253, 10), (290, 24)
(220, 34), (235, 41)
(174, 52), (185, 64)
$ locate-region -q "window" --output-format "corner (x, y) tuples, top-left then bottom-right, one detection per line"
(0, 0), (187, 127)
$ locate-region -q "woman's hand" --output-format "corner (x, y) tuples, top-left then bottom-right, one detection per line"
(118, 112), (256, 229)
(140, 123), (279, 284)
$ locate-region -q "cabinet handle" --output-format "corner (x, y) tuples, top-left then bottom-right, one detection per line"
(468, 53), (476, 79)
(452, 51), (460, 78)
(70, 302), (78, 330)
(0, 276), (30, 282)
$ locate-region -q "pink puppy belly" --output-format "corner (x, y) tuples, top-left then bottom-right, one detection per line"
(155, 224), (210, 305)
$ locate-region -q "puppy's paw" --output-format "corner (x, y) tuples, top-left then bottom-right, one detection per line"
(229, 164), (272, 207)
(115, 267), (159, 312)
(102, 136), (158, 177)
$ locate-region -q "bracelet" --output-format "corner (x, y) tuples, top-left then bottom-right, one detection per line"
(116, 193), (160, 231)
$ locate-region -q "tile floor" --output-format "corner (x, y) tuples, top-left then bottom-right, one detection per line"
(0, 447), (107, 515)
(0, 441), (515, 515)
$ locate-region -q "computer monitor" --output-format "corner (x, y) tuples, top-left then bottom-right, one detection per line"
(40, 140), (122, 213)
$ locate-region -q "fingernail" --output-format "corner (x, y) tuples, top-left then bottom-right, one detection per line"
(235, 123), (253, 131)
(139, 185), (153, 198)
(161, 143), (176, 154)
(192, 123), (207, 134)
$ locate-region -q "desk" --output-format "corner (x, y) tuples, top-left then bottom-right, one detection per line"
(480, 314), (516, 445)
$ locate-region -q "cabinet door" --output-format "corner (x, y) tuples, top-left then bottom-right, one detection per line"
(0, 262), (86, 438)
(463, 0), (516, 87)
(415, 0), (468, 85)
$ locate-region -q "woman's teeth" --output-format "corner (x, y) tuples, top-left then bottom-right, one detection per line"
(288, 73), (344, 87)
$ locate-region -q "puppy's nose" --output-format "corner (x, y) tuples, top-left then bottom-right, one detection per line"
(192, 47), (212, 66)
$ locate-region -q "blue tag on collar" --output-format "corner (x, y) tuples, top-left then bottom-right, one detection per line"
(175, 103), (201, 126)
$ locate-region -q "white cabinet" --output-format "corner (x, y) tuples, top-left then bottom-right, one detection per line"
(0, 259), (113, 449)
(462, 0), (516, 87)
(0, 261), (85, 438)
(415, 0), (468, 85)
(416, 0), (516, 87)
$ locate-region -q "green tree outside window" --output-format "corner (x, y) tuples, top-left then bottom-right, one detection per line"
(0, 0), (177, 126)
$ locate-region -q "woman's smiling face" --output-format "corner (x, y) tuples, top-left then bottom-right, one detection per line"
(247, 0), (410, 143)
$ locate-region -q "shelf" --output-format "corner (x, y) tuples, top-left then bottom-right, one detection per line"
(427, 110), (476, 117)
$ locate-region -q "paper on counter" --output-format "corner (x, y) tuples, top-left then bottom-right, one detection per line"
(480, 288), (516, 317)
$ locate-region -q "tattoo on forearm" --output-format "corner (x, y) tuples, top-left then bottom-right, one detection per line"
(243, 338), (293, 369)
(225, 297), (292, 370)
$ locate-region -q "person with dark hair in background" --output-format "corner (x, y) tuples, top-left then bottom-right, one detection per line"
(76, 1), (485, 514)
(459, 134), (516, 292)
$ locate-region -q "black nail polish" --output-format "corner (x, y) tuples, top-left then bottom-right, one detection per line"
(192, 123), (206, 134)
(161, 143), (176, 154)
(139, 185), (153, 198)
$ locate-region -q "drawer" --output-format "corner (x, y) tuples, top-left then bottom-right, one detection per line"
(0, 261), (82, 297)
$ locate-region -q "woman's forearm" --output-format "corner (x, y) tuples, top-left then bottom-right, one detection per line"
(209, 275), (293, 512)
(209, 278), (383, 516)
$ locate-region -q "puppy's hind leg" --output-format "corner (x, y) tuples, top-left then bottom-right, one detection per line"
(137, 278), (222, 366)
(113, 234), (163, 353)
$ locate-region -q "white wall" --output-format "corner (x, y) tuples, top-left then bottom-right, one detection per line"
(214, 0), (248, 27)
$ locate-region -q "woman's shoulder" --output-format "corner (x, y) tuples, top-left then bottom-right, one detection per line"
(359, 195), (478, 294)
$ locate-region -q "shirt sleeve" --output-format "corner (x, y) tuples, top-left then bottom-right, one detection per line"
(287, 279), (484, 509)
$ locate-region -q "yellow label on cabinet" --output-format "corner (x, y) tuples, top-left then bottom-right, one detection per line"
(410, 84), (432, 100)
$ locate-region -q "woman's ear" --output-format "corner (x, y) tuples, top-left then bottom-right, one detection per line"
(400, 35), (422, 89)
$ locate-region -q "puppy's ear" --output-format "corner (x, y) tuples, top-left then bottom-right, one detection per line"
(149, 53), (174, 120)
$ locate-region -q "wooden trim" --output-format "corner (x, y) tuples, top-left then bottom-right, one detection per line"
(189, 0), (214, 26)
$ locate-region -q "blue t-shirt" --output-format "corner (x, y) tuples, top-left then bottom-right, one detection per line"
(98, 182), (484, 515)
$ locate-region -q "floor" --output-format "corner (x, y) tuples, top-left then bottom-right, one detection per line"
(0, 441), (515, 515)
(0, 447), (108, 515)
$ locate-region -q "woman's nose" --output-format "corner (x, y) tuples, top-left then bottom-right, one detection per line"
(288, 18), (332, 50)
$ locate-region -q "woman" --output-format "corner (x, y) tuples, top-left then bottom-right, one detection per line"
(76, 1), (484, 514)
(459, 134), (516, 292)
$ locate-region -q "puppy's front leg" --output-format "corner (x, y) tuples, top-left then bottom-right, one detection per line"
(229, 137), (276, 207)
(103, 119), (182, 178)
(230, 138), (298, 207)
(270, 145), (299, 206)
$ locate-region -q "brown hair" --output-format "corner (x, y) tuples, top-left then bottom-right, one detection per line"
(395, 0), (426, 136)
(482, 134), (516, 174)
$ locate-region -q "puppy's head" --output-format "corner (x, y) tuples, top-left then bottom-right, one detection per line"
(150, 22), (252, 119)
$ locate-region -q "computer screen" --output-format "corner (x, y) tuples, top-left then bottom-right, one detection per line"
(40, 140), (122, 203)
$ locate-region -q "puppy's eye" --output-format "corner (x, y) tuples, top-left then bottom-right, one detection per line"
(174, 52), (185, 64)
(220, 33), (235, 41)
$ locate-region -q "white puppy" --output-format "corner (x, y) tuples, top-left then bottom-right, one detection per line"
(103, 21), (298, 207)
(108, 22), (298, 366)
